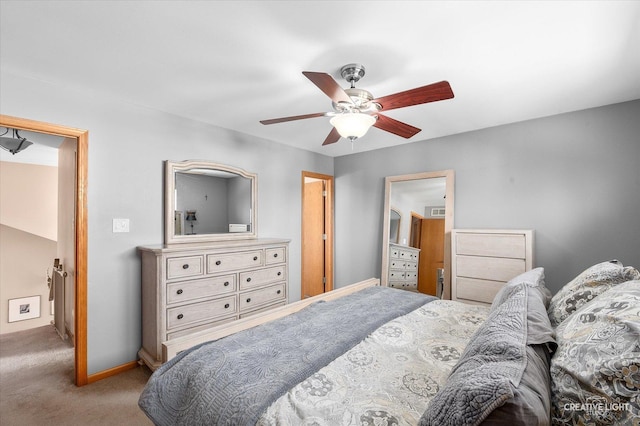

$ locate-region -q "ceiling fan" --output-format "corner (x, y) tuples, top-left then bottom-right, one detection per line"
(260, 63), (454, 146)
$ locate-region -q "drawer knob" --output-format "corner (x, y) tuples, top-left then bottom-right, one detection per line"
(277, 271), (282, 276)
(224, 281), (229, 286)
(246, 298), (251, 303)
(224, 303), (230, 309)
(273, 253), (278, 258)
(253, 256), (258, 261)
(182, 264), (189, 269)
(246, 277), (251, 282)
(176, 289), (183, 295)
(177, 314), (184, 320)
(277, 289), (281, 294)
(215, 260), (221, 266)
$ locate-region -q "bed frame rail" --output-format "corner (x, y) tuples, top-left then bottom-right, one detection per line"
(162, 278), (380, 363)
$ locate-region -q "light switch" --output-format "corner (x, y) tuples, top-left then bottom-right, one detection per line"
(112, 218), (130, 233)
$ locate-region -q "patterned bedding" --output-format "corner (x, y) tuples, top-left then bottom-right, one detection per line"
(258, 300), (489, 426)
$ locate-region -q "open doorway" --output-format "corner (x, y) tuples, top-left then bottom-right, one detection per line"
(0, 115), (88, 386)
(301, 171), (334, 299)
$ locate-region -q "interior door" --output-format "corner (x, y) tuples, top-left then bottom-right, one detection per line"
(301, 172), (333, 298)
(302, 179), (324, 297)
(417, 218), (445, 296)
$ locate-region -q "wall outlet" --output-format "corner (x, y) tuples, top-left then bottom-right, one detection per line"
(112, 218), (130, 233)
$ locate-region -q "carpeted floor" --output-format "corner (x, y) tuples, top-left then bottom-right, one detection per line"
(0, 324), (153, 425)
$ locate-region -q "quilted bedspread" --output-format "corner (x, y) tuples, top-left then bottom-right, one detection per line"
(138, 286), (436, 426)
(258, 300), (490, 425)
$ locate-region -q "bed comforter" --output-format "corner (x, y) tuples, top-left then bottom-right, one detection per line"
(138, 286), (437, 425)
(258, 299), (489, 425)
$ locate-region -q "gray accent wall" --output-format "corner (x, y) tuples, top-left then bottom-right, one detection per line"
(334, 99), (640, 295)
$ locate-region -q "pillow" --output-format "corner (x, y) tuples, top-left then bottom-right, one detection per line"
(491, 267), (549, 310)
(491, 268), (554, 346)
(550, 280), (640, 424)
(547, 260), (640, 327)
(482, 344), (552, 425)
(420, 282), (556, 426)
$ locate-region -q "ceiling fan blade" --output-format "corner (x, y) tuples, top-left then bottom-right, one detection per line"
(373, 114), (421, 139)
(373, 81), (454, 111)
(322, 127), (341, 146)
(302, 71), (353, 104)
(260, 112), (328, 125)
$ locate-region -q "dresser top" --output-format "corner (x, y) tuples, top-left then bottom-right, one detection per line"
(138, 238), (290, 254)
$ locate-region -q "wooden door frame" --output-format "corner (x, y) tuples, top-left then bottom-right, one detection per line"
(301, 171), (334, 295)
(0, 114), (88, 386)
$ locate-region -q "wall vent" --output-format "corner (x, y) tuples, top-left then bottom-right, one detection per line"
(431, 208), (446, 217)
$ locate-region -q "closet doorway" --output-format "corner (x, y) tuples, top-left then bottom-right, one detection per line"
(301, 172), (334, 298)
(0, 115), (88, 386)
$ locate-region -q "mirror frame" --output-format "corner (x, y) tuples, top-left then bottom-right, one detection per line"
(381, 169), (454, 299)
(165, 160), (258, 244)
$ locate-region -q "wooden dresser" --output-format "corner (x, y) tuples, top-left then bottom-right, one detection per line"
(387, 243), (421, 291)
(451, 229), (533, 306)
(138, 238), (289, 369)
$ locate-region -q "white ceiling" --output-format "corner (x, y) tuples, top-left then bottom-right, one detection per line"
(1, 1), (639, 158)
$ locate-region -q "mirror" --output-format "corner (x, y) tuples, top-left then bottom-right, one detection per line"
(381, 170), (454, 298)
(165, 160), (257, 244)
(389, 209), (401, 244)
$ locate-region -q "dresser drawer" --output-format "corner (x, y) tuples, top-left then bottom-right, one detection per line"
(456, 255), (526, 282)
(166, 295), (237, 330)
(405, 261), (418, 271)
(265, 246), (286, 265)
(240, 301), (286, 318)
(390, 247), (401, 258)
(239, 265), (286, 290)
(389, 270), (406, 281)
(455, 277), (505, 304)
(389, 259), (406, 270)
(398, 249), (419, 261)
(405, 271), (418, 282)
(207, 250), (263, 273)
(166, 274), (236, 305)
(240, 283), (286, 311)
(455, 233), (526, 259)
(166, 315), (237, 340)
(166, 256), (204, 280)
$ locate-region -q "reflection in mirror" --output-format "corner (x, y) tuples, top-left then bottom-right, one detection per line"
(165, 160), (257, 244)
(389, 209), (401, 244)
(381, 170), (454, 299)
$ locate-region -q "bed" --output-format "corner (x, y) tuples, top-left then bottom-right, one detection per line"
(139, 260), (640, 425)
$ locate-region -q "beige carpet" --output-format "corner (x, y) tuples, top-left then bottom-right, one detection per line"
(0, 324), (153, 425)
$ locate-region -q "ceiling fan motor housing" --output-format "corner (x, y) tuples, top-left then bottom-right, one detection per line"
(340, 63), (366, 85)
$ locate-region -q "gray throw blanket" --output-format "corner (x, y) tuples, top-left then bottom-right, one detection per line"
(139, 286), (434, 426)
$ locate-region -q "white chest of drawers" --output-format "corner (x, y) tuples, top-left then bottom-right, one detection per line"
(138, 238), (289, 369)
(451, 229), (533, 306)
(387, 243), (421, 291)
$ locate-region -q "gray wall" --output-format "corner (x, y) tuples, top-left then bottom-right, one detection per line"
(334, 100), (640, 295)
(1, 71), (333, 374)
(3, 68), (638, 375)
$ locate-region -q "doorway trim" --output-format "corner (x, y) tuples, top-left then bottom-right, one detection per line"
(301, 171), (334, 296)
(0, 114), (88, 386)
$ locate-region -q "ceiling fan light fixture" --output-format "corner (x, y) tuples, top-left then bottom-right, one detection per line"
(329, 113), (376, 140)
